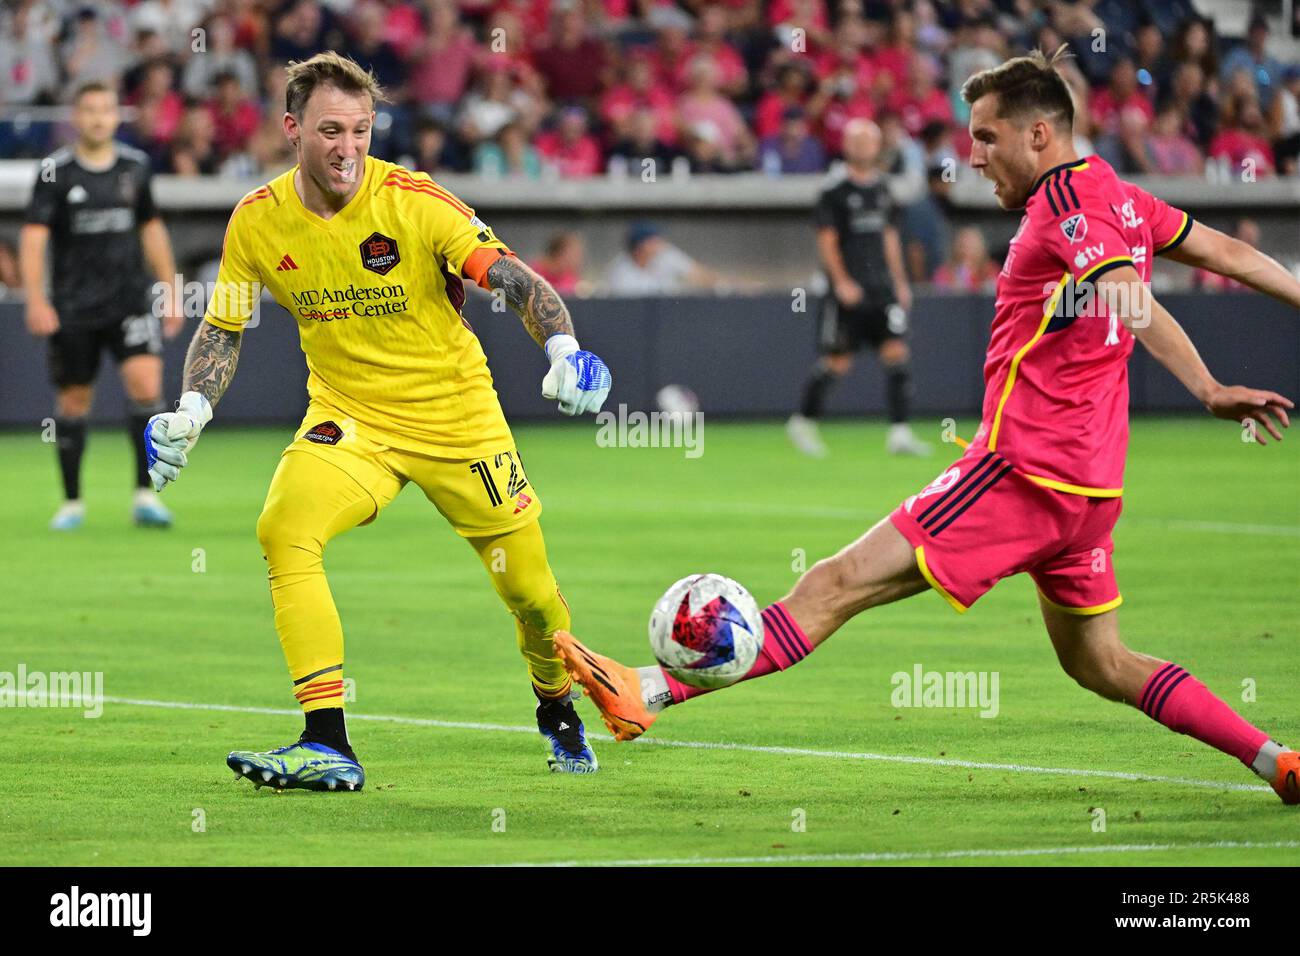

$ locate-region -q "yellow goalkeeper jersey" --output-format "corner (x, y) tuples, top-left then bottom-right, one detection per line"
(204, 157), (515, 456)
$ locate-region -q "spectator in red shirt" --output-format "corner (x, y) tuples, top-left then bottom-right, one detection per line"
(1209, 93), (1276, 178)
(1144, 106), (1203, 175)
(769, 0), (832, 52)
(755, 61), (817, 139)
(1090, 57), (1155, 137)
(127, 58), (183, 152)
(601, 50), (679, 146)
(818, 64), (876, 156)
(536, 105), (603, 177)
(651, 22), (693, 93)
(812, 17), (874, 92)
(682, 5), (748, 99)
(871, 9), (915, 95)
(887, 52), (953, 139)
(932, 226), (999, 293)
(676, 56), (756, 169)
(531, 5), (609, 102)
(207, 70), (261, 160)
(533, 231), (585, 296)
(407, 0), (478, 114)
(480, 9), (541, 91)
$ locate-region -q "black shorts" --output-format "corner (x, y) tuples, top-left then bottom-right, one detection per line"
(48, 313), (162, 388)
(817, 296), (908, 354)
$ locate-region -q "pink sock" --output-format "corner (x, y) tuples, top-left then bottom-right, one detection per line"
(1138, 662), (1269, 766)
(664, 603), (813, 704)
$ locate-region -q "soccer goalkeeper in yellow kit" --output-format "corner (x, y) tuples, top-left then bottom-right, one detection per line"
(143, 53), (611, 789)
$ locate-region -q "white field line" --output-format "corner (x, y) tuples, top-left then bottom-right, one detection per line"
(568, 498), (1300, 537)
(499, 840), (1300, 867)
(54, 694), (1272, 796)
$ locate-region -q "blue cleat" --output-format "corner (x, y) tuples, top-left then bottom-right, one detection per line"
(537, 693), (599, 774)
(132, 489), (172, 528)
(226, 740), (365, 792)
(50, 501), (85, 531)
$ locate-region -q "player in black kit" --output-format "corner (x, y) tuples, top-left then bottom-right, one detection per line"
(20, 82), (183, 530)
(788, 118), (930, 458)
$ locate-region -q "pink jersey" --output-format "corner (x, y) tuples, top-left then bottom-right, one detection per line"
(968, 155), (1192, 496)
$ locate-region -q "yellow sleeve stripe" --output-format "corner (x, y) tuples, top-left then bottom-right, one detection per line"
(915, 547), (969, 614)
(1155, 211), (1192, 253)
(1025, 474), (1123, 497)
(1077, 255), (1135, 285)
(988, 272), (1069, 451)
(1037, 588), (1123, 616)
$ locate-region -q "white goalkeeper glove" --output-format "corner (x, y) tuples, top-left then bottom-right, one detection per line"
(541, 334), (612, 416)
(144, 391), (213, 491)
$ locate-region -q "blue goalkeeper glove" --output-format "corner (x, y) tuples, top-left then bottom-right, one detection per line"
(144, 391), (212, 491)
(542, 334), (611, 416)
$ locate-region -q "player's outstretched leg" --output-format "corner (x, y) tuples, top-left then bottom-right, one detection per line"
(557, 517), (929, 740)
(226, 448), (381, 791)
(1041, 599), (1299, 805)
(469, 521), (597, 773)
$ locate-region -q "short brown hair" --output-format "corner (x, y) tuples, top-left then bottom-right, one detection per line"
(284, 51), (385, 117)
(72, 81), (114, 104)
(961, 46), (1075, 131)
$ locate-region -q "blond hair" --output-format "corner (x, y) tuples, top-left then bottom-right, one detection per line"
(285, 51), (385, 117)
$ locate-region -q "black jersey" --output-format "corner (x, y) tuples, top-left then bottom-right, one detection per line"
(25, 144), (158, 325)
(813, 173), (901, 299)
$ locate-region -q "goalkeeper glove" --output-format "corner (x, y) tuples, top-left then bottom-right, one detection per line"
(541, 334), (611, 416)
(144, 390), (212, 491)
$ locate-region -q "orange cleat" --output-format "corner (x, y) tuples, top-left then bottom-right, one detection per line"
(1272, 750), (1300, 805)
(553, 631), (657, 742)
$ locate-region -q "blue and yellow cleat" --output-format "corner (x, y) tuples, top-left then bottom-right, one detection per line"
(226, 740), (365, 792)
(132, 489), (172, 528)
(537, 693), (599, 774)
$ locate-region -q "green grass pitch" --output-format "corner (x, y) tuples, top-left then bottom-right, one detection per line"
(0, 417), (1296, 866)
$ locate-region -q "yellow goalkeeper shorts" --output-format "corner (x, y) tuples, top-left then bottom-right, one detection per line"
(283, 403), (541, 537)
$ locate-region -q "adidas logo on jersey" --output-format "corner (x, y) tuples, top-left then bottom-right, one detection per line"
(276, 254), (299, 271)
(67, 185), (89, 203)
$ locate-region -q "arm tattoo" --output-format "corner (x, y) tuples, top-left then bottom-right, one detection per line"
(485, 255), (574, 348)
(182, 322), (242, 407)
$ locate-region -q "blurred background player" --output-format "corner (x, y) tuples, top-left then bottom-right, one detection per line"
(788, 118), (929, 459)
(20, 81), (183, 531)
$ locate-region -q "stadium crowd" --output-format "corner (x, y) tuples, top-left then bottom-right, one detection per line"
(0, 0), (1295, 294)
(1, 0), (1296, 180)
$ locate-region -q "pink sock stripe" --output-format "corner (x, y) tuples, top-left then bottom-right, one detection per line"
(662, 669), (695, 705)
(1140, 663), (1188, 718)
(761, 603), (811, 665)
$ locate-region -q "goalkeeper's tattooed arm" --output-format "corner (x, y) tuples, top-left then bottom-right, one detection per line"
(183, 322), (243, 408)
(486, 255), (575, 348)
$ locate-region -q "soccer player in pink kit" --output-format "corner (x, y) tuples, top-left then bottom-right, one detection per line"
(554, 48), (1300, 804)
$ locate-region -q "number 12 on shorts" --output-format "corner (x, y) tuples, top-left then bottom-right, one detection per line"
(468, 451), (528, 508)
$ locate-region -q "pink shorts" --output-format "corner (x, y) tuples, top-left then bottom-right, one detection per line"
(889, 449), (1123, 615)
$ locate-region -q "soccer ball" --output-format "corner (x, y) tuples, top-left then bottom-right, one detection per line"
(649, 574), (764, 689)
